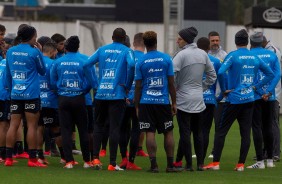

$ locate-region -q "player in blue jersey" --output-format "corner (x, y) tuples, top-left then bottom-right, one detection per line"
(84, 28), (135, 171)
(50, 36), (97, 169)
(51, 33), (66, 59)
(37, 41), (66, 165)
(5, 26), (46, 167)
(246, 32), (280, 169)
(135, 31), (181, 173)
(204, 29), (275, 171)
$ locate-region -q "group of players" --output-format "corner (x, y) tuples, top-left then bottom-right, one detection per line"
(0, 23), (281, 172)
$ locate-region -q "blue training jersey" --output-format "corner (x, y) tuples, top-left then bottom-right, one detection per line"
(135, 50), (174, 105)
(250, 47), (281, 101)
(127, 50), (144, 105)
(218, 48), (274, 104)
(84, 42), (135, 100)
(6, 43), (46, 100)
(50, 52), (95, 97)
(39, 56), (58, 108)
(0, 59), (9, 100)
(203, 54), (221, 105)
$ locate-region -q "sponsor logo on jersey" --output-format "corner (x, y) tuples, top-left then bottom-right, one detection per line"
(242, 65), (255, 69)
(12, 52), (28, 56)
(148, 77), (163, 88)
(63, 70), (77, 75)
(61, 62), (79, 66)
(25, 104), (35, 110)
(105, 58), (117, 63)
(102, 69), (116, 79)
(148, 68), (163, 73)
(13, 61), (26, 65)
(144, 58), (163, 63)
(100, 83), (114, 89)
(146, 90), (162, 96)
(10, 105), (18, 111)
(241, 87), (253, 95)
(239, 56), (255, 60)
(13, 84), (26, 90)
(40, 81), (48, 89)
(62, 79), (80, 88)
(105, 49), (121, 54)
(203, 89), (212, 94)
(164, 121), (173, 129)
(258, 54), (271, 58)
(241, 74), (254, 84)
(40, 92), (48, 98)
(12, 71), (27, 80)
(140, 122), (150, 129)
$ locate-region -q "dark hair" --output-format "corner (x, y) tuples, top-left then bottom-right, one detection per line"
(65, 35), (80, 52)
(37, 36), (52, 48)
(51, 33), (66, 44)
(208, 31), (220, 38)
(17, 26), (36, 42)
(112, 28), (126, 43)
(143, 31), (157, 48)
(18, 24), (29, 31)
(0, 24), (6, 32)
(43, 41), (57, 53)
(197, 37), (210, 51)
(124, 35), (131, 48)
(133, 32), (144, 47)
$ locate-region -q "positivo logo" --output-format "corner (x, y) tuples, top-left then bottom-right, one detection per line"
(263, 7), (282, 23)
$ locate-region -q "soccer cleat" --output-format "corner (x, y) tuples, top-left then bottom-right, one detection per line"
(99, 149), (106, 157)
(192, 154), (197, 158)
(38, 158), (49, 165)
(51, 150), (60, 157)
(197, 165), (204, 171)
(173, 161), (183, 168)
(72, 149), (82, 155)
(93, 159), (102, 170)
(83, 161), (94, 168)
(15, 152), (29, 159)
(203, 162), (220, 170)
(267, 159), (275, 168)
(44, 151), (51, 156)
(5, 158), (14, 166)
(234, 163), (244, 171)
(108, 164), (124, 171)
(185, 166), (194, 172)
(119, 157), (128, 169)
(273, 156), (280, 162)
(72, 160), (79, 165)
(126, 161), (142, 170)
(136, 149), (149, 157)
(147, 167), (159, 173)
(166, 167), (184, 172)
(208, 154), (214, 159)
(0, 157), (4, 164)
(246, 161), (265, 169)
(64, 162), (73, 169)
(60, 159), (66, 164)
(28, 159), (47, 167)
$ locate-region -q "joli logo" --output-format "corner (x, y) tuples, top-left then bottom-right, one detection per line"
(263, 7), (282, 23)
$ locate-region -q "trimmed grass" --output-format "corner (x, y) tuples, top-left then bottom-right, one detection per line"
(1, 120), (281, 184)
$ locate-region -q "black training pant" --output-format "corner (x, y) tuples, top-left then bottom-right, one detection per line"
(58, 95), (90, 163)
(213, 102), (254, 163)
(202, 104), (215, 160)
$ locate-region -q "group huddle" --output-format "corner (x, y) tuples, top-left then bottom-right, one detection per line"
(0, 23), (280, 173)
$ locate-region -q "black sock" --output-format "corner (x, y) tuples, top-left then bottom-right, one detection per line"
(17, 141), (24, 154)
(37, 149), (44, 159)
(0, 146), (6, 159)
(167, 157), (174, 168)
(58, 147), (65, 159)
(28, 149), (37, 159)
(129, 153), (135, 163)
(110, 160), (116, 166)
(90, 150), (94, 160)
(150, 157), (157, 169)
(6, 147), (13, 159)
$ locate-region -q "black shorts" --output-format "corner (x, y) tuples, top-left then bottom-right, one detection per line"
(87, 105), (94, 133)
(0, 100), (10, 121)
(10, 98), (41, 114)
(138, 104), (174, 134)
(38, 107), (59, 128)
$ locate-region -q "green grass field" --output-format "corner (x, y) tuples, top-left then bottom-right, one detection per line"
(1, 120), (281, 184)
